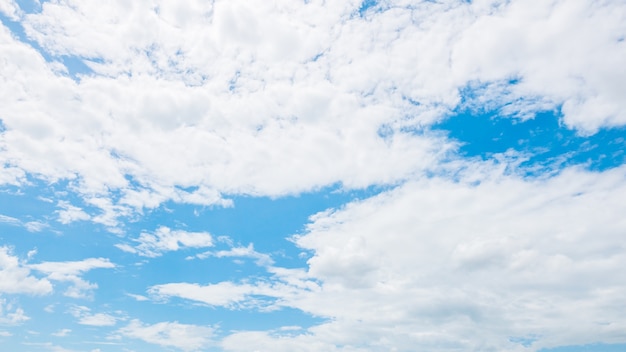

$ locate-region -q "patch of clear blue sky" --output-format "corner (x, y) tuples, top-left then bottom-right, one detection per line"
(0, 179), (386, 337)
(434, 107), (626, 174)
(540, 344), (626, 352)
(359, 0), (379, 16)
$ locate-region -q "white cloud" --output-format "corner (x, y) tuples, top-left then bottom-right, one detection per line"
(56, 201), (90, 225)
(0, 246), (52, 295)
(193, 243), (274, 266)
(279, 165), (626, 351)
(69, 306), (117, 327)
(116, 319), (215, 352)
(125, 293), (149, 302)
(450, 0), (626, 133)
(116, 226), (214, 257)
(0, 214), (47, 232)
(0, 0), (20, 21)
(0, 330), (12, 337)
(30, 258), (115, 298)
(51, 328), (71, 337)
(149, 282), (258, 308)
(24, 221), (47, 232)
(0, 214), (20, 225)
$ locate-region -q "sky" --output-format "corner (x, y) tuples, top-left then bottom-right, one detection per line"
(0, 0), (625, 351)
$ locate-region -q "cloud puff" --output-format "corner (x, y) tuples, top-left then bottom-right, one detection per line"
(115, 319), (215, 352)
(116, 226), (214, 257)
(68, 306), (118, 327)
(56, 201), (90, 225)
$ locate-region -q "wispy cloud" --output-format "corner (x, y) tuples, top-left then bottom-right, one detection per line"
(29, 258), (115, 299)
(116, 226), (214, 258)
(115, 319), (215, 352)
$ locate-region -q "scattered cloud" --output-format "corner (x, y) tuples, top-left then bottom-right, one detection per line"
(56, 201), (90, 225)
(192, 243), (274, 266)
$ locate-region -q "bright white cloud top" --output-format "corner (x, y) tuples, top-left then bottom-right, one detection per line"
(0, 0), (625, 351)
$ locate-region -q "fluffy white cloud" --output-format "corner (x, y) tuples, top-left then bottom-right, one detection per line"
(149, 281), (260, 308)
(56, 201), (91, 225)
(0, 0), (20, 21)
(451, 0), (626, 132)
(30, 258), (115, 298)
(116, 319), (215, 352)
(280, 165), (626, 351)
(116, 226), (214, 257)
(0, 247), (52, 295)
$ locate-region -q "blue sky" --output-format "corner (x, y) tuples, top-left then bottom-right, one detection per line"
(1, 0), (625, 351)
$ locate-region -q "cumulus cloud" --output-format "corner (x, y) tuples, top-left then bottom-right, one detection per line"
(116, 226), (214, 257)
(29, 258), (115, 299)
(115, 319), (215, 352)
